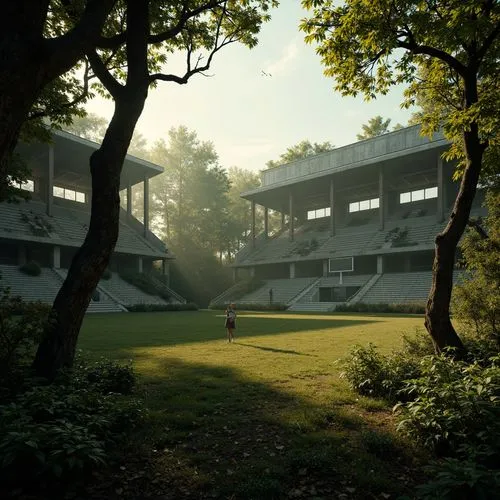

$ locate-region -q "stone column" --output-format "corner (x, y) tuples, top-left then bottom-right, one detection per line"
(437, 156), (444, 222)
(251, 200), (256, 248)
(138, 256), (143, 273)
(289, 262), (296, 279)
(323, 259), (329, 277)
(379, 165), (385, 230)
(281, 211), (285, 231)
(232, 267), (238, 283)
(330, 178), (335, 236)
(143, 177), (149, 237)
(47, 144), (54, 216)
(53, 246), (61, 269)
(249, 266), (255, 278)
(377, 255), (383, 274)
(289, 191), (294, 242)
(127, 181), (132, 217)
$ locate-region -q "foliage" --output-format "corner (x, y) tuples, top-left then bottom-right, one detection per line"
(18, 260), (42, 277)
(209, 302), (287, 311)
(126, 302), (199, 312)
(452, 191), (500, 347)
(266, 139), (334, 168)
(356, 116), (391, 140)
(0, 358), (143, 494)
(0, 290), (50, 401)
(396, 355), (500, 457)
(341, 343), (422, 402)
(20, 212), (53, 238)
(416, 458), (500, 500)
(334, 302), (426, 314)
(294, 238), (319, 256)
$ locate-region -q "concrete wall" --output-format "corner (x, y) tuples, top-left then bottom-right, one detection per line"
(260, 126), (448, 188)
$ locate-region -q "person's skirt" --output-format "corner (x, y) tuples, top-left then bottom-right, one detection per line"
(225, 319), (236, 329)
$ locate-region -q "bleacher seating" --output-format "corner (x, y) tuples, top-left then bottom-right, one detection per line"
(237, 277), (317, 305)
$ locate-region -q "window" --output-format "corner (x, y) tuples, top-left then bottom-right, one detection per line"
(348, 197), (379, 213)
(53, 186), (86, 203)
(307, 207), (331, 220)
(8, 177), (34, 192)
(400, 186), (438, 204)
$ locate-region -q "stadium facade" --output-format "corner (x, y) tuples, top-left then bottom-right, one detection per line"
(0, 130), (185, 312)
(212, 125), (486, 311)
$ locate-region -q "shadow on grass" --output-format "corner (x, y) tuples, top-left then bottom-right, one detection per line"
(80, 311), (380, 352)
(88, 352), (422, 500)
(236, 342), (317, 357)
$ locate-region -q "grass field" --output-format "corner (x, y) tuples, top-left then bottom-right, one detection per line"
(79, 310), (427, 499)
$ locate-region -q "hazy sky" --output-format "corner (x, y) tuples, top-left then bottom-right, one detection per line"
(86, 1), (414, 172)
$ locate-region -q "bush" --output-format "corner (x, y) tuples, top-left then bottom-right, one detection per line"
(101, 268), (112, 280)
(208, 302), (288, 311)
(395, 355), (500, 458)
(127, 302), (198, 312)
(341, 343), (421, 402)
(0, 290), (51, 401)
(416, 458), (500, 499)
(19, 260), (41, 276)
(335, 302), (426, 314)
(0, 361), (144, 494)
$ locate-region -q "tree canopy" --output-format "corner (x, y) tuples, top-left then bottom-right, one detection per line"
(266, 139), (334, 168)
(356, 115), (391, 140)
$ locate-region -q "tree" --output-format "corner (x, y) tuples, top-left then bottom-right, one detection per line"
(356, 115), (391, 140)
(301, 0), (500, 356)
(266, 139), (334, 168)
(33, 0), (276, 378)
(64, 113), (108, 142)
(0, 0), (117, 202)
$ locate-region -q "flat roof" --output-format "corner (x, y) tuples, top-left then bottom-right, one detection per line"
(242, 125), (449, 200)
(16, 129), (163, 190)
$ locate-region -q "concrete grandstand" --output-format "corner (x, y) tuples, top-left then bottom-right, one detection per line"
(211, 125), (486, 311)
(0, 129), (185, 312)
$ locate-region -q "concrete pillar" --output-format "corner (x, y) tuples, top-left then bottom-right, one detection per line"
(379, 165), (385, 230)
(127, 181), (132, 217)
(377, 255), (383, 274)
(53, 246), (61, 269)
(232, 267), (238, 283)
(437, 156), (444, 222)
(162, 260), (170, 286)
(143, 177), (149, 237)
(404, 256), (411, 273)
(330, 178), (335, 236)
(289, 262), (295, 279)
(47, 144), (54, 216)
(323, 259), (329, 277)
(289, 191), (294, 242)
(251, 200), (256, 248)
(138, 256), (143, 273)
(18, 245), (27, 266)
(249, 267), (255, 278)
(264, 207), (269, 239)
(281, 211), (285, 231)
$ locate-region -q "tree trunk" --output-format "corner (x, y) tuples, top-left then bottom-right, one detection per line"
(425, 120), (485, 357)
(33, 93), (147, 379)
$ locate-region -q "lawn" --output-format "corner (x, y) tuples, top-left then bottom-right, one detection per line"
(79, 310), (427, 499)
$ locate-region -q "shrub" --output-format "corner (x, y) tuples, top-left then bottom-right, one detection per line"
(416, 458), (500, 500)
(341, 343), (421, 402)
(395, 355), (500, 457)
(0, 290), (51, 401)
(19, 260), (41, 276)
(0, 361), (144, 494)
(208, 302), (288, 311)
(101, 268), (112, 280)
(127, 302), (198, 312)
(335, 302), (426, 314)
(75, 358), (136, 395)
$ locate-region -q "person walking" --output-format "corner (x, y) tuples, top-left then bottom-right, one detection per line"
(225, 303), (237, 342)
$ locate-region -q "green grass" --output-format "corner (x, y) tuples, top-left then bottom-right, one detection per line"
(79, 310), (427, 499)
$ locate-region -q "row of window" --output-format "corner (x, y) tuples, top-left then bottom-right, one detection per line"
(307, 186), (439, 219)
(53, 186), (86, 203)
